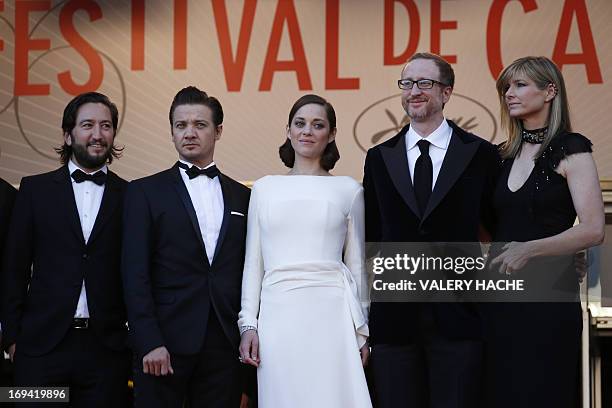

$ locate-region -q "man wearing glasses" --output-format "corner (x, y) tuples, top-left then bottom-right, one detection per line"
(363, 52), (500, 407)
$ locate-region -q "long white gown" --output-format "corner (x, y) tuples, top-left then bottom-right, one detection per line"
(238, 175), (372, 408)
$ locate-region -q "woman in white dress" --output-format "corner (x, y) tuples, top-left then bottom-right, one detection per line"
(238, 94), (372, 407)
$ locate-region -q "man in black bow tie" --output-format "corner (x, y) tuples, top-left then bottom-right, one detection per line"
(122, 86), (250, 407)
(1, 92), (130, 407)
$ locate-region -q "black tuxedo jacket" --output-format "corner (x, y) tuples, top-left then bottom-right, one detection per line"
(0, 178), (17, 266)
(0, 178), (17, 303)
(1, 166), (128, 356)
(363, 120), (500, 344)
(122, 163), (250, 357)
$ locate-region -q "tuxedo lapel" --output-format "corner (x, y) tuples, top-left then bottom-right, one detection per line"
(212, 174), (232, 264)
(170, 164), (210, 266)
(380, 128), (420, 218)
(421, 123), (480, 222)
(88, 171), (122, 245)
(53, 166), (85, 244)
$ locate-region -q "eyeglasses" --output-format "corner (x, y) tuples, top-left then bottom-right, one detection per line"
(397, 78), (448, 90)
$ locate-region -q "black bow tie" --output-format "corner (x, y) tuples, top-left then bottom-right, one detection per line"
(71, 169), (107, 186)
(178, 162), (220, 180)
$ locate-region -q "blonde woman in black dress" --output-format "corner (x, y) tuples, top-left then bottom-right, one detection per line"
(485, 56), (604, 407)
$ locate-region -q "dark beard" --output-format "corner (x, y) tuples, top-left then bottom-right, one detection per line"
(71, 142), (111, 170)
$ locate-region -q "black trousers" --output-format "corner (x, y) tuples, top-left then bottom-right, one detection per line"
(133, 312), (242, 408)
(369, 307), (483, 408)
(13, 328), (131, 408)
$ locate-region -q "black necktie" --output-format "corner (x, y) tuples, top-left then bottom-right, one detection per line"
(178, 162), (220, 180)
(414, 139), (433, 216)
(71, 169), (107, 186)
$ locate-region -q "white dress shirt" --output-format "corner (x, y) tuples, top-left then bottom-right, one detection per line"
(178, 159), (224, 265)
(68, 160), (107, 318)
(405, 119), (452, 190)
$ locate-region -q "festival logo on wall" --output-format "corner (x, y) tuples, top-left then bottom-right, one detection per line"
(353, 93), (497, 153)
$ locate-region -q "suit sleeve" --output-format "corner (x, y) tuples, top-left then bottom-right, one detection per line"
(237, 182), (264, 331)
(363, 149), (382, 246)
(0, 181), (16, 266)
(480, 143), (502, 237)
(1, 178), (33, 348)
(121, 181), (164, 356)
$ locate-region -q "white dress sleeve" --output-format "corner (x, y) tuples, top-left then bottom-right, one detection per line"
(238, 182), (264, 331)
(343, 185), (369, 323)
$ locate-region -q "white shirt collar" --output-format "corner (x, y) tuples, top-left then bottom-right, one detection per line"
(405, 119), (452, 151)
(68, 159), (108, 178)
(178, 159), (217, 171)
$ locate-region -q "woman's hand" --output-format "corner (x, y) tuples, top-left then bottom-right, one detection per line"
(359, 343), (370, 367)
(239, 329), (260, 367)
(490, 241), (533, 275)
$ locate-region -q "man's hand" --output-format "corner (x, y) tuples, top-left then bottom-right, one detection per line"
(240, 393), (250, 408)
(142, 346), (174, 376)
(8, 343), (15, 363)
(239, 330), (260, 368)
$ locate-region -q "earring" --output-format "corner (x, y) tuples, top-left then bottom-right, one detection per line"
(548, 83), (557, 100)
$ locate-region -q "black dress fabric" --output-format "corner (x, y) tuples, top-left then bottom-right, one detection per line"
(482, 132), (592, 408)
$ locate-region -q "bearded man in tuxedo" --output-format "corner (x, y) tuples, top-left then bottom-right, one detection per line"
(1, 92), (130, 407)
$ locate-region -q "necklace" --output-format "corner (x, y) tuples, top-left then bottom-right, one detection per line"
(521, 126), (548, 144)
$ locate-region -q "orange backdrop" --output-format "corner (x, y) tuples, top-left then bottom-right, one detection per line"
(0, 0), (609, 184)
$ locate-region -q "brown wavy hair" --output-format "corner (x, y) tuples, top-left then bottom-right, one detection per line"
(279, 94), (340, 171)
(55, 92), (123, 165)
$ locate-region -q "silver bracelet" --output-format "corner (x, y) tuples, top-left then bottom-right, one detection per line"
(239, 325), (257, 335)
